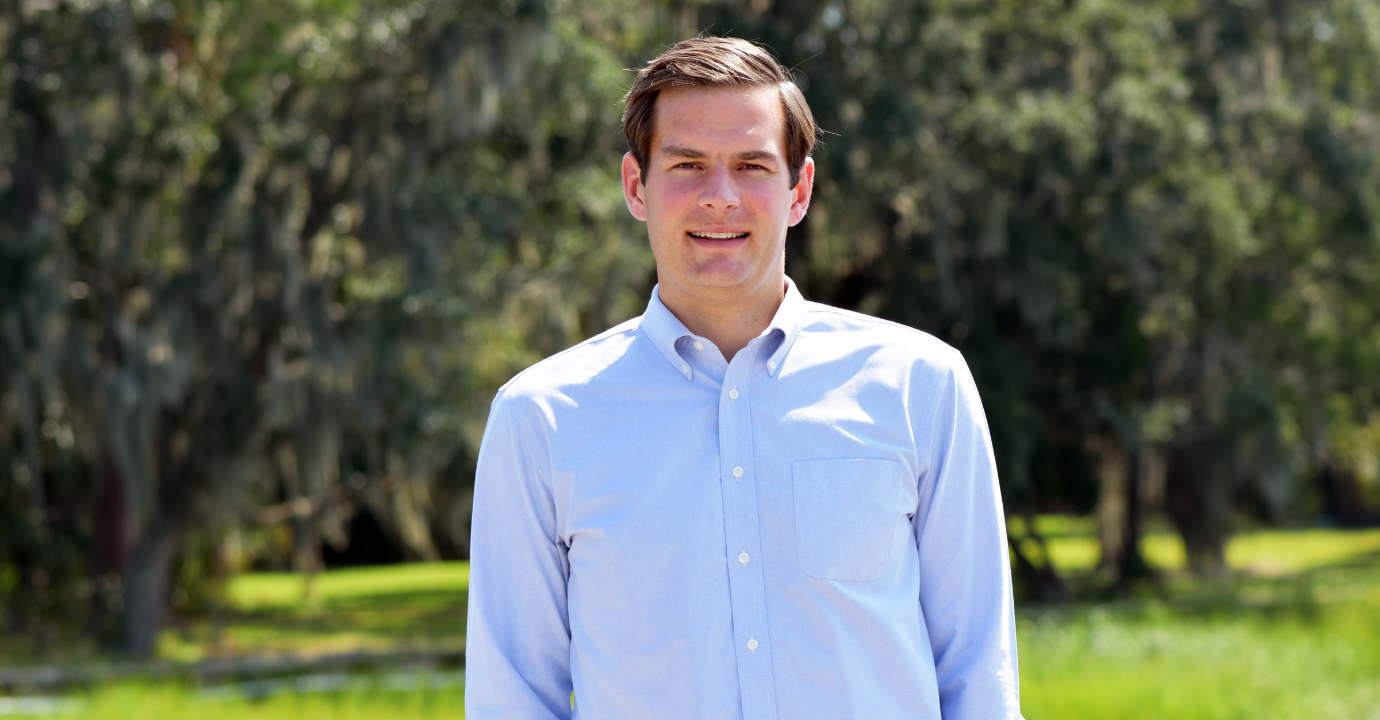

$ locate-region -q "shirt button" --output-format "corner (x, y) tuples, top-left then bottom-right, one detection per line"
(680, 363), (690, 374)
(747, 638), (759, 652)
(738, 552), (749, 566)
(729, 388), (738, 400)
(732, 466), (744, 478)
(693, 340), (704, 350)
(767, 360), (777, 373)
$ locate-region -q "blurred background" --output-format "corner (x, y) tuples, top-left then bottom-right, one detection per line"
(2, 0), (1380, 716)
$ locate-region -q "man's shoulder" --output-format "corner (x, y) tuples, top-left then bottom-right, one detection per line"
(495, 316), (644, 402)
(798, 301), (960, 366)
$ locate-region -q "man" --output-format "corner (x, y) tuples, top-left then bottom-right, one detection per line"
(466, 37), (1022, 719)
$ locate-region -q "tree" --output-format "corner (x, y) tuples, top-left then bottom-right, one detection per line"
(4, 0), (1379, 654)
(1, 0), (649, 654)
(700, 0), (1380, 584)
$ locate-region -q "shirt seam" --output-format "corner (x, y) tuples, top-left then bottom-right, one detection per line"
(915, 347), (959, 542)
(801, 303), (940, 337)
(497, 319), (642, 395)
(502, 397), (562, 547)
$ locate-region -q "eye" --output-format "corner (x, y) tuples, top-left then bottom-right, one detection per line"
(741, 163), (767, 171)
(674, 162), (700, 170)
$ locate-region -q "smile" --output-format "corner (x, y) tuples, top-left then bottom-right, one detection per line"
(688, 232), (749, 239)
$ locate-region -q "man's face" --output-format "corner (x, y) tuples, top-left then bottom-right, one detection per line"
(622, 86), (814, 304)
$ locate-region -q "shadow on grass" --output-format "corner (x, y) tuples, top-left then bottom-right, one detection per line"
(1031, 546), (1380, 630)
(167, 589), (469, 659)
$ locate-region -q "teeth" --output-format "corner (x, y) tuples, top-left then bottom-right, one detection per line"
(690, 232), (748, 239)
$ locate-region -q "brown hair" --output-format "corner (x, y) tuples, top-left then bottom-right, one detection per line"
(622, 37), (818, 187)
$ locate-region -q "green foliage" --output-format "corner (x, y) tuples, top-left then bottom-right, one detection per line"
(3, 0), (1380, 651)
(1, 0), (650, 651)
(702, 0), (1380, 574)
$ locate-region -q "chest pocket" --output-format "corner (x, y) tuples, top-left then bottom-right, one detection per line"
(792, 458), (903, 582)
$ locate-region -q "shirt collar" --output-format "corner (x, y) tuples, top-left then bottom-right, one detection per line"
(641, 277), (807, 381)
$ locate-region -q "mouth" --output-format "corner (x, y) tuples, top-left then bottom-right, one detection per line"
(688, 231), (749, 239)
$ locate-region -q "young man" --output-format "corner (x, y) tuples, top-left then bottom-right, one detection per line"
(466, 37), (1022, 720)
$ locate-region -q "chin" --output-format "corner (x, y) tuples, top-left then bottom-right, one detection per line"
(688, 271), (759, 290)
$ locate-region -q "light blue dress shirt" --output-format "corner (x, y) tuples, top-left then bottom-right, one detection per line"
(466, 279), (1022, 719)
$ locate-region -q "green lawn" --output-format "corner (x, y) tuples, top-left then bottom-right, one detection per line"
(9, 680), (467, 719)
(1011, 518), (1380, 576)
(7, 524), (1380, 719)
(1020, 573), (1380, 719)
(159, 562), (471, 661)
(228, 562), (472, 610)
(1019, 524), (1380, 719)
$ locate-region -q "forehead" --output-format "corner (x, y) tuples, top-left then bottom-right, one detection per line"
(652, 85), (786, 157)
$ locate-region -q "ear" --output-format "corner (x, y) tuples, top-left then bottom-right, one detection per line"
(787, 157), (815, 227)
(622, 152), (649, 222)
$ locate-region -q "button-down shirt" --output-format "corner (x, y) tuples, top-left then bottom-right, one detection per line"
(466, 279), (1022, 720)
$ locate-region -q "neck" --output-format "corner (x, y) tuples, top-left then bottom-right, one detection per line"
(657, 272), (787, 363)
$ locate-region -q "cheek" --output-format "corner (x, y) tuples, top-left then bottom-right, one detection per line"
(744, 188), (793, 221)
(646, 183), (693, 221)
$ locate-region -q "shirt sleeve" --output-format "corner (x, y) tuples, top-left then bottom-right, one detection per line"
(465, 389), (574, 720)
(914, 350), (1023, 720)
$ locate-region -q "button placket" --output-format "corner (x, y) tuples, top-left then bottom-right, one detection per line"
(715, 345), (778, 720)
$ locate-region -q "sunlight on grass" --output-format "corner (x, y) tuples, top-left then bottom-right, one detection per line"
(1030, 524), (1380, 575)
(48, 681), (467, 720)
(1142, 534), (1186, 571)
(1032, 514), (1096, 538)
(1226, 529), (1380, 575)
(152, 563), (471, 662)
(1041, 535), (1096, 570)
(1019, 592), (1380, 720)
(228, 562), (471, 611)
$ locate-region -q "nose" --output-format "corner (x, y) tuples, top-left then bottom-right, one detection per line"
(698, 164), (740, 212)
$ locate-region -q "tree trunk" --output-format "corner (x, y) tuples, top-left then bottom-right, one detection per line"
(91, 454), (133, 579)
(89, 454), (136, 643)
(122, 525), (181, 658)
(1096, 440), (1153, 588)
(1319, 463), (1380, 527)
(1116, 449), (1150, 586)
(1095, 442), (1128, 578)
(1166, 438), (1229, 577)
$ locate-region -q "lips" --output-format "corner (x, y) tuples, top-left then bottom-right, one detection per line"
(688, 231), (749, 239)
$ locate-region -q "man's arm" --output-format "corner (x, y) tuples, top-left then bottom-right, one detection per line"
(465, 390), (574, 720)
(914, 351), (1023, 720)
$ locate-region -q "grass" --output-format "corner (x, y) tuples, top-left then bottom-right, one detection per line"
(1016, 522), (1380, 719)
(10, 679), (467, 719)
(158, 562), (470, 661)
(227, 563), (471, 610)
(4, 523), (1380, 719)
(1019, 574), (1380, 719)
(1010, 518), (1380, 576)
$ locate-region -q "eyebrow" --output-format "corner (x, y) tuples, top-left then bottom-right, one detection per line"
(659, 146), (780, 163)
(660, 146), (706, 160)
(735, 150), (777, 162)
